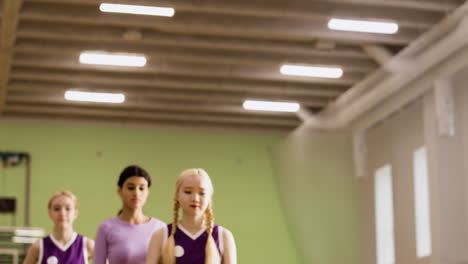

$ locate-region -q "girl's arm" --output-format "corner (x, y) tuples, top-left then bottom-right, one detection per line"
(85, 237), (95, 260)
(93, 224), (108, 264)
(222, 228), (237, 264)
(22, 239), (40, 264)
(146, 227), (166, 264)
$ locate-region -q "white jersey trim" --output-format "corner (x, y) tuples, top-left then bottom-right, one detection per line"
(83, 236), (88, 264)
(37, 238), (43, 264)
(177, 224), (206, 240)
(49, 232), (78, 252)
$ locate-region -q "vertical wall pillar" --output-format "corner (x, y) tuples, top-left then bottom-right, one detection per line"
(434, 78), (456, 137)
(353, 129), (368, 179)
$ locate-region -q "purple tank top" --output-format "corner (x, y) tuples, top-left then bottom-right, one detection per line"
(40, 233), (86, 264)
(167, 224), (221, 264)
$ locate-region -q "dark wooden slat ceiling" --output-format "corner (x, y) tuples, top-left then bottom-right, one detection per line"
(0, 0), (464, 133)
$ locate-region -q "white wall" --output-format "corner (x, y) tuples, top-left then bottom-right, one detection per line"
(353, 63), (468, 264)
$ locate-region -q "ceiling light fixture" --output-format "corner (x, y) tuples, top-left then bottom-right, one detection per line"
(243, 100), (300, 112)
(328, 18), (398, 34)
(79, 52), (147, 67)
(99, 3), (175, 17)
(280, 64), (343, 78)
(65, 91), (125, 104)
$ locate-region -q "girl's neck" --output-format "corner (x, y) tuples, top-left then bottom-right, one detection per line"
(119, 207), (149, 224)
(179, 214), (205, 233)
(51, 227), (75, 246)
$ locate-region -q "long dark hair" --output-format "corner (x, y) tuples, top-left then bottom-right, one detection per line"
(118, 165), (151, 188)
(117, 165), (151, 215)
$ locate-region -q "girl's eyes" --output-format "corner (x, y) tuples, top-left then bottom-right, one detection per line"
(53, 207), (72, 211)
(183, 191), (205, 196)
(126, 186), (146, 191)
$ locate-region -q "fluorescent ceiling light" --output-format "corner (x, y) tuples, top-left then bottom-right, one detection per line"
(65, 91), (125, 104)
(280, 64), (343, 78)
(100, 3), (174, 17)
(243, 100), (300, 112)
(328, 18), (398, 34)
(79, 52), (146, 67)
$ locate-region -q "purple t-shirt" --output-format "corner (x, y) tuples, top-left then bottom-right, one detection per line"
(39, 233), (87, 264)
(93, 217), (165, 264)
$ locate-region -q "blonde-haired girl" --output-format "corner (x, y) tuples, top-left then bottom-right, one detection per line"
(146, 168), (236, 264)
(23, 191), (94, 264)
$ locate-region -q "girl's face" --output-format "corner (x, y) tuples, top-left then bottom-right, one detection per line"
(118, 176), (150, 210)
(48, 195), (78, 229)
(177, 173), (212, 217)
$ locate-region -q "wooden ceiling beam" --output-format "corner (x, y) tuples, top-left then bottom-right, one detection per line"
(322, 0), (461, 12)
(0, 0), (22, 113)
(8, 83), (329, 108)
(7, 93), (298, 117)
(10, 70), (345, 98)
(11, 55), (364, 86)
(4, 104), (300, 127)
(361, 44), (394, 65)
(19, 9), (420, 45)
(14, 39), (377, 72)
(17, 26), (370, 59)
(24, 0), (451, 26)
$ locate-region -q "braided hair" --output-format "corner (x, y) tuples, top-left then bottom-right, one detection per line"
(162, 168), (220, 264)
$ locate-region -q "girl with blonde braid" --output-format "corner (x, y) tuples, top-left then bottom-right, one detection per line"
(146, 168), (237, 264)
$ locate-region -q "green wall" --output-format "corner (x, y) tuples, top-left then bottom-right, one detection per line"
(271, 125), (360, 264)
(0, 121), (301, 264)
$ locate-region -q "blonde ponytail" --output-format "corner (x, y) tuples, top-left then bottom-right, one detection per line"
(162, 199), (180, 264)
(205, 203), (220, 264)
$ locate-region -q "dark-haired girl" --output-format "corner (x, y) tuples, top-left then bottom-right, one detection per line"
(93, 165), (165, 264)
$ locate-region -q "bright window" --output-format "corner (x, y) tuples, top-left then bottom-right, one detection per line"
(374, 164), (395, 264)
(413, 146), (432, 258)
